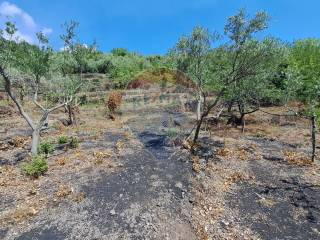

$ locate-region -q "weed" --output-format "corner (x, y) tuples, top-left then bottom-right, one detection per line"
(166, 128), (178, 138)
(38, 141), (54, 155)
(69, 136), (79, 149)
(255, 132), (265, 138)
(58, 135), (68, 144)
(22, 155), (48, 178)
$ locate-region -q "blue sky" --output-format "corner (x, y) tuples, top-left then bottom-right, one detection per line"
(0, 0), (319, 54)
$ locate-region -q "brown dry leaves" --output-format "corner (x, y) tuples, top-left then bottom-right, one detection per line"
(192, 156), (201, 173)
(55, 184), (86, 203)
(284, 151), (313, 166)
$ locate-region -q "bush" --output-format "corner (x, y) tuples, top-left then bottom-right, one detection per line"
(127, 79), (152, 89)
(107, 91), (123, 113)
(69, 136), (79, 149)
(22, 155), (48, 178)
(39, 141), (54, 155)
(58, 135), (68, 144)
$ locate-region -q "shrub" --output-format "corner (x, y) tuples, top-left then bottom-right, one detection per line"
(58, 135), (68, 144)
(107, 91), (123, 113)
(39, 141), (54, 155)
(69, 136), (79, 149)
(22, 155), (48, 178)
(127, 79), (152, 89)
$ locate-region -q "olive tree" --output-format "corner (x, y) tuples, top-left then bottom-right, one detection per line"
(221, 38), (287, 132)
(20, 32), (52, 101)
(60, 21), (87, 125)
(171, 26), (215, 120)
(0, 22), (71, 155)
(288, 39), (320, 161)
(192, 9), (270, 143)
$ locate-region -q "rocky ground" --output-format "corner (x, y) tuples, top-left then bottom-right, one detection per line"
(0, 101), (320, 239)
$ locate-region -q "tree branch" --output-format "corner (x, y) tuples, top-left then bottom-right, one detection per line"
(0, 66), (36, 130)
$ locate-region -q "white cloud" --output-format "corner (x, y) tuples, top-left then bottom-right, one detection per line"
(0, 1), (36, 29)
(0, 1), (52, 44)
(42, 27), (53, 35)
(14, 30), (34, 43)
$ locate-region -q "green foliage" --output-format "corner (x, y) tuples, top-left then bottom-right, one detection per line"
(39, 141), (55, 155)
(108, 53), (151, 88)
(19, 32), (52, 82)
(288, 39), (320, 105)
(171, 26), (216, 90)
(69, 136), (79, 149)
(111, 48), (130, 57)
(222, 38), (288, 110)
(22, 155), (48, 178)
(58, 135), (68, 144)
(166, 128), (178, 138)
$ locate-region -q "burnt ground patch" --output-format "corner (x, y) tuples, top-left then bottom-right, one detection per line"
(11, 109), (196, 239)
(227, 158), (320, 240)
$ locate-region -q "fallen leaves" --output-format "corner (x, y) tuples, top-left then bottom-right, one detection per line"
(284, 151), (313, 166)
(224, 172), (254, 188)
(116, 140), (125, 152)
(217, 148), (231, 157)
(55, 184), (86, 203)
(12, 206), (39, 223)
(56, 184), (72, 198)
(93, 151), (113, 165)
(93, 151), (112, 159)
(57, 157), (67, 166)
(73, 192), (86, 203)
(8, 136), (29, 148)
(192, 156), (201, 173)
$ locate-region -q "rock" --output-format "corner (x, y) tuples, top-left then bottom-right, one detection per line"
(173, 119), (182, 126)
(173, 137), (183, 147)
(175, 182), (183, 189)
(15, 151), (28, 162)
(263, 154), (283, 162)
(184, 100), (198, 112)
(219, 220), (230, 228)
(110, 209), (116, 216)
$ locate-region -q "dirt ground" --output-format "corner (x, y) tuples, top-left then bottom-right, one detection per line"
(0, 98), (320, 239)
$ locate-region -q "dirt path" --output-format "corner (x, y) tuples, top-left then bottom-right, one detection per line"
(10, 109), (196, 240)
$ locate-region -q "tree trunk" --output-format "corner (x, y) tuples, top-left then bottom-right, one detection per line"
(193, 115), (205, 144)
(227, 100), (234, 113)
(43, 115), (49, 128)
(240, 113), (245, 133)
(311, 115), (316, 162)
(67, 104), (73, 125)
(196, 98), (201, 121)
(31, 129), (40, 155)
